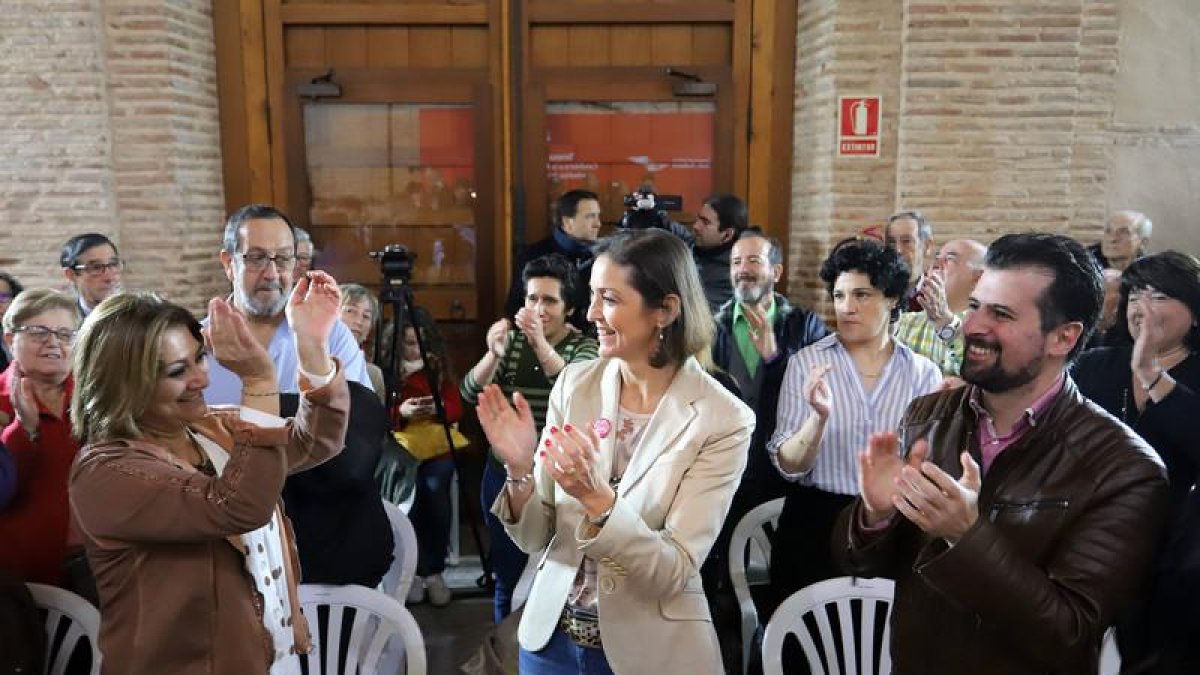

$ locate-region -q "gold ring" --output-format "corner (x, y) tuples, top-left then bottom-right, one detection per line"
(563, 466), (576, 475)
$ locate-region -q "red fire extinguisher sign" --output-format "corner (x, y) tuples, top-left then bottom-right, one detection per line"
(837, 96), (881, 157)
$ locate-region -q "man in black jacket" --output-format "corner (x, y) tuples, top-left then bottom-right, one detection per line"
(704, 229), (829, 671)
(692, 193), (749, 312)
(503, 189), (600, 333)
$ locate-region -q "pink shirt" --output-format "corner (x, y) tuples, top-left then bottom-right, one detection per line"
(968, 374), (1065, 474)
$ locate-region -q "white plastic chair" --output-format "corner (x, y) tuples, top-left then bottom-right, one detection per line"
(729, 498), (784, 674)
(1099, 627), (1121, 675)
(298, 583), (426, 675)
(762, 576), (895, 675)
(26, 582), (102, 675)
(379, 498), (419, 603)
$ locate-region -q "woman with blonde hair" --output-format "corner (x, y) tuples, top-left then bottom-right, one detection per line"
(0, 288), (81, 586)
(69, 273), (349, 674)
(477, 229), (754, 674)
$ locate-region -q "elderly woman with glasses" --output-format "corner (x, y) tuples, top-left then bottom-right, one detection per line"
(0, 289), (82, 586)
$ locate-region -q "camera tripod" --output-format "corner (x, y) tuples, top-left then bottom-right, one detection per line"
(375, 276), (493, 589)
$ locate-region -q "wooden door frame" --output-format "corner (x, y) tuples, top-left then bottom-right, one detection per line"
(280, 68), (499, 322)
(520, 65), (734, 246)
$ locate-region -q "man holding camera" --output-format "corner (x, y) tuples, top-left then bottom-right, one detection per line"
(504, 189), (601, 333)
(692, 193), (749, 313)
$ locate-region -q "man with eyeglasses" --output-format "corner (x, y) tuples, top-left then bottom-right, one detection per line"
(295, 226), (316, 277)
(205, 204), (372, 402)
(59, 233), (124, 317)
(204, 204), (394, 589)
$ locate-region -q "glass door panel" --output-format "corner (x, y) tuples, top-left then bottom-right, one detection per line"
(303, 102), (478, 320)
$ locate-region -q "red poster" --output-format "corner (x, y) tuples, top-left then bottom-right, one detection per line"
(838, 96), (881, 157)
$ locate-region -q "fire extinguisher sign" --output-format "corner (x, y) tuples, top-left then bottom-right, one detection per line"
(837, 96), (881, 157)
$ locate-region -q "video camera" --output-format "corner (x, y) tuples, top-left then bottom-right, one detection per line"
(619, 190), (684, 231)
(369, 244), (415, 284)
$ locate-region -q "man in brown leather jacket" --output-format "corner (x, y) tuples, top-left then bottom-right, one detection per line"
(836, 233), (1170, 675)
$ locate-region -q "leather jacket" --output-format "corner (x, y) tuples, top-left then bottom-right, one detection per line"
(836, 376), (1169, 675)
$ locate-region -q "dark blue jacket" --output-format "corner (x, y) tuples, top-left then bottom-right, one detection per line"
(504, 227), (594, 333)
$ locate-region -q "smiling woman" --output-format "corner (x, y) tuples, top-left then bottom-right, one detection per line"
(0, 288), (82, 588)
(68, 285), (350, 675)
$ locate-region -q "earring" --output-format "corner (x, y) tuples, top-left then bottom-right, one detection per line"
(657, 327), (665, 340)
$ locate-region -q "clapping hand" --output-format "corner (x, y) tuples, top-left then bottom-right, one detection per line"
(743, 304), (779, 361)
(857, 433), (929, 526)
(804, 364), (833, 420)
(892, 450), (981, 543)
(917, 269), (952, 326)
(476, 384), (537, 473)
(287, 271), (342, 347)
(204, 297), (275, 382)
(542, 423), (610, 506)
(514, 308), (549, 351)
(486, 318), (511, 359)
(9, 363), (40, 438)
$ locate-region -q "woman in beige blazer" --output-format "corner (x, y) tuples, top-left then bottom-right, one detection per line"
(476, 229), (755, 675)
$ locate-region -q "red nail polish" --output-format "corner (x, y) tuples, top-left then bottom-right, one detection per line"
(544, 439), (552, 447)
(550, 426), (559, 434)
(564, 424), (574, 433)
(539, 450), (546, 458)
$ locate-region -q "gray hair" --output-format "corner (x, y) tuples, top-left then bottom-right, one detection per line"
(222, 204), (296, 254)
(887, 210), (933, 242)
(1108, 210), (1153, 240)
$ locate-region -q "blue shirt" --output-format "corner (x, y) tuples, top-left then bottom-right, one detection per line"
(202, 316), (373, 405)
(767, 333), (942, 495)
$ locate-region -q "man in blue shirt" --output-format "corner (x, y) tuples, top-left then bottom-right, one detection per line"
(203, 204), (372, 404)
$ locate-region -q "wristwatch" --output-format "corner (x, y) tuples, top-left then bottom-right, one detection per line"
(935, 316), (961, 342)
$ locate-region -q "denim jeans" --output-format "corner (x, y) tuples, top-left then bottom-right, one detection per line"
(481, 460), (529, 623)
(518, 627), (615, 675)
(410, 455), (455, 577)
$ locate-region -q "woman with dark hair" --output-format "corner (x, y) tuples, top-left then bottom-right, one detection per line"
(1074, 250), (1200, 674)
(68, 278), (349, 674)
(765, 237), (942, 617)
(0, 272), (21, 373)
(475, 229), (754, 674)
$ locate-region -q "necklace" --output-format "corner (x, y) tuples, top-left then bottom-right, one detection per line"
(186, 431), (217, 476)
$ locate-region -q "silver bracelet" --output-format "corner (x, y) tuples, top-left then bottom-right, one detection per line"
(504, 467), (535, 487)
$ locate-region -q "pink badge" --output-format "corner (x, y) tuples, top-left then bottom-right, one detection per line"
(592, 418), (612, 439)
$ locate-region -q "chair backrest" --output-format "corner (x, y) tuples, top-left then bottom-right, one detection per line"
(26, 583), (101, 675)
(762, 576), (895, 675)
(1099, 627), (1121, 675)
(729, 498), (784, 674)
(298, 583), (427, 675)
(379, 498), (419, 603)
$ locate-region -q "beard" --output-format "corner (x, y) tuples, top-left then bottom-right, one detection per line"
(960, 336), (1044, 393)
(733, 276), (772, 305)
(235, 280), (289, 317)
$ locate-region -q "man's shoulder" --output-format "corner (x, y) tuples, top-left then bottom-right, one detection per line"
(1055, 388), (1165, 473)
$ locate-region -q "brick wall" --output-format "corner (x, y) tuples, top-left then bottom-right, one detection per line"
(0, 0), (226, 315)
(788, 0), (1200, 313)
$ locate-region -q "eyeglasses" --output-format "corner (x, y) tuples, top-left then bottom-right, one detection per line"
(14, 325), (77, 344)
(239, 251), (296, 271)
(295, 255), (313, 266)
(71, 259), (124, 276)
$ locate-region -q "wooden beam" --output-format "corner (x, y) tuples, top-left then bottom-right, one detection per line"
(527, 2), (734, 24)
(280, 4), (490, 25)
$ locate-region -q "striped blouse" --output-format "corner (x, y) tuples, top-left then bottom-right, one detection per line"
(767, 333), (942, 496)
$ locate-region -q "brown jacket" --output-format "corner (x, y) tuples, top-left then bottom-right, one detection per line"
(836, 376), (1169, 675)
(69, 372), (349, 675)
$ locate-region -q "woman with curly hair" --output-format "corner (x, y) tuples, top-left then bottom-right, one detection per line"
(765, 238), (942, 617)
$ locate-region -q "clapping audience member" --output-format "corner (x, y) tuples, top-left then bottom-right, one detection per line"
(884, 210), (935, 311)
(207, 204), (391, 587)
(0, 290), (81, 586)
(0, 273), (23, 372)
(339, 283), (386, 402)
(1074, 251), (1200, 673)
(766, 238), (941, 617)
(388, 307), (468, 608)
(60, 233), (123, 318)
(70, 286), (349, 674)
(478, 229), (753, 674)
(462, 253), (598, 622)
(837, 233), (1168, 674)
(893, 238), (986, 375)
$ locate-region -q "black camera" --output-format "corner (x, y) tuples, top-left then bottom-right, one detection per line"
(619, 190), (684, 231)
(369, 244), (415, 284)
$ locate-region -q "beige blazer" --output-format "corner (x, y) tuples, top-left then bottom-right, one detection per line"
(493, 356), (754, 675)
